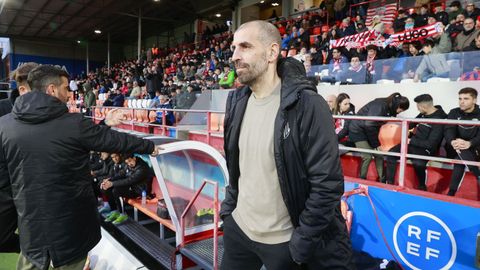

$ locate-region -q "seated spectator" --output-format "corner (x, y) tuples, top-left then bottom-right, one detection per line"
(404, 17), (415, 31)
(129, 81), (142, 99)
(444, 87), (480, 196)
(385, 94), (447, 189)
(414, 39), (450, 82)
(463, 1), (480, 20)
(333, 93), (355, 147)
(393, 9), (408, 33)
(321, 48), (349, 83)
(337, 18), (356, 38)
(448, 1), (463, 23)
(364, 45), (383, 83)
(349, 93), (410, 180)
(218, 65), (235, 89)
(454, 18), (480, 51)
(342, 55), (366, 84)
(281, 34), (291, 50)
(326, 94), (336, 114)
(310, 47), (323, 65)
(184, 85), (197, 109)
(403, 41), (424, 79)
(91, 152), (113, 196)
(101, 154), (154, 224)
(150, 92), (175, 127)
(415, 5), (430, 27)
(112, 88), (125, 107)
(434, 5), (450, 27)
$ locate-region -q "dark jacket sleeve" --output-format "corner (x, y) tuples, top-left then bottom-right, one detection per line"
(219, 91), (238, 220)
(112, 165), (149, 188)
(364, 103), (386, 148)
(469, 128), (480, 147)
(443, 110), (457, 145)
(77, 116), (154, 154)
(289, 93), (344, 263)
(410, 123), (445, 152)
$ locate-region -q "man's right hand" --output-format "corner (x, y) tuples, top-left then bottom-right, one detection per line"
(105, 109), (127, 126)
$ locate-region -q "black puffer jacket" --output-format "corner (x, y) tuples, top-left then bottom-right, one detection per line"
(0, 91), (155, 269)
(348, 98), (393, 148)
(112, 158), (153, 195)
(0, 89), (18, 117)
(409, 106), (447, 153)
(221, 58), (353, 267)
(444, 105), (480, 150)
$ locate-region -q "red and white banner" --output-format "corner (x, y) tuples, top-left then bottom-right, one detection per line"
(365, 3), (397, 27)
(384, 23), (444, 46)
(329, 30), (379, 48)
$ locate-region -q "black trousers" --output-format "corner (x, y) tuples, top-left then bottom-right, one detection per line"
(102, 186), (138, 213)
(385, 144), (430, 187)
(0, 203), (20, 253)
(221, 215), (301, 270)
(449, 148), (480, 195)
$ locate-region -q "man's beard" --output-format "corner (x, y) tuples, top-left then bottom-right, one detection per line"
(235, 53), (268, 86)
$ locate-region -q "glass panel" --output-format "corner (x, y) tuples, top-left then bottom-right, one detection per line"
(152, 148), (226, 231)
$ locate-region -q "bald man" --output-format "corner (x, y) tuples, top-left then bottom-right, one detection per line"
(220, 20), (353, 269)
(326, 94), (337, 114)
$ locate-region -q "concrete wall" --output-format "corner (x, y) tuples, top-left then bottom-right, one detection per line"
(316, 81), (480, 118)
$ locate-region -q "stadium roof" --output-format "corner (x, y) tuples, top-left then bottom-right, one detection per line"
(0, 0), (235, 42)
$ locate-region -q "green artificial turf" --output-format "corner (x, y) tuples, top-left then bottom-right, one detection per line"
(0, 252), (18, 270)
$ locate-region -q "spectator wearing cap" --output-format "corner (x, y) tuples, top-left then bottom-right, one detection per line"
(385, 94), (447, 189)
(393, 9), (408, 33)
(464, 1), (480, 20)
(454, 17), (480, 51)
(414, 39), (450, 82)
(449, 1), (463, 23)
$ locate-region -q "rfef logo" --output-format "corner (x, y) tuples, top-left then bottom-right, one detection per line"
(393, 212), (457, 270)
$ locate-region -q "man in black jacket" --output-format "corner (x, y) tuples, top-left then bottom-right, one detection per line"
(220, 20), (353, 270)
(0, 62), (38, 254)
(385, 94), (447, 189)
(101, 154), (153, 225)
(0, 65), (158, 269)
(444, 87), (480, 196)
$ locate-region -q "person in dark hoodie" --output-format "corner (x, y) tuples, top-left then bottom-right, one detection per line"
(0, 62), (38, 254)
(0, 65), (159, 269)
(444, 87), (480, 196)
(101, 154), (153, 225)
(220, 20), (353, 270)
(349, 93), (410, 181)
(384, 94), (447, 189)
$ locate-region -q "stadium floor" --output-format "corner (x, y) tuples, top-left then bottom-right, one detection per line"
(0, 253), (18, 270)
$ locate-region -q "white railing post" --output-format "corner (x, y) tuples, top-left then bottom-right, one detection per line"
(398, 119), (409, 186)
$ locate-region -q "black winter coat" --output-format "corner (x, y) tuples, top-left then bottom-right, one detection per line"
(220, 58), (353, 267)
(0, 91), (155, 269)
(112, 158), (153, 195)
(444, 105), (480, 150)
(0, 89), (18, 117)
(409, 106), (447, 153)
(349, 98), (393, 148)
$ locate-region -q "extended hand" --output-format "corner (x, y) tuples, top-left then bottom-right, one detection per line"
(105, 109), (127, 126)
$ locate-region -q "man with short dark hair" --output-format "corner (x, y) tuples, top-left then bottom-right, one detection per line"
(0, 65), (158, 269)
(0, 62), (38, 254)
(385, 94), (447, 189)
(221, 20), (353, 269)
(101, 154), (153, 225)
(414, 39), (450, 82)
(444, 87), (480, 196)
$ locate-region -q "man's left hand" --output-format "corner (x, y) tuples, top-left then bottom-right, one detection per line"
(105, 109), (127, 126)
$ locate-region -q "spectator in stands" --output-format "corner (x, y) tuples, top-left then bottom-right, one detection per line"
(337, 18), (356, 38)
(112, 88), (125, 107)
(0, 62), (39, 254)
(0, 65), (158, 269)
(310, 47), (324, 65)
(393, 9), (408, 33)
(414, 39), (450, 82)
(463, 1), (480, 20)
(385, 94), (447, 189)
(434, 5), (450, 27)
(221, 20), (353, 270)
(102, 154), (154, 224)
(281, 33), (292, 50)
(184, 84), (197, 109)
(448, 1), (463, 23)
(404, 17), (415, 30)
(365, 45), (382, 83)
(98, 153), (126, 214)
(326, 94), (337, 113)
(297, 28), (311, 49)
(150, 92), (175, 127)
(219, 65), (235, 89)
(403, 41), (424, 79)
(83, 81), (96, 116)
(349, 93), (410, 180)
(369, 15), (385, 33)
(444, 87), (480, 196)
(415, 5), (430, 27)
(334, 93), (355, 146)
(322, 48), (349, 83)
(342, 55), (366, 84)
(129, 80), (142, 99)
(431, 24), (452, 54)
(454, 18), (480, 51)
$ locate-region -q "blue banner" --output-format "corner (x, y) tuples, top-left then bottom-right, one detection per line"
(345, 182), (479, 269)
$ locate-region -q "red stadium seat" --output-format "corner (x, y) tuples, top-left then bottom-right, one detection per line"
(313, 26), (321, 35)
(378, 123), (402, 151)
